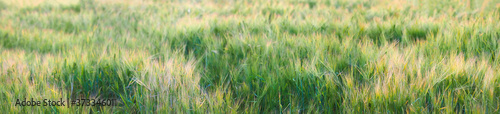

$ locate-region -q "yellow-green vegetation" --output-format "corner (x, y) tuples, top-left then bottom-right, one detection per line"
(1, 0), (500, 113)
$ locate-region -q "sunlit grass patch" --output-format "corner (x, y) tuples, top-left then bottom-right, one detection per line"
(2, 0), (78, 8)
(0, 50), (71, 113)
(1, 0), (500, 113)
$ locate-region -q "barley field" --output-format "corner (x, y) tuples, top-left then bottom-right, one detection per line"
(1, 0), (500, 113)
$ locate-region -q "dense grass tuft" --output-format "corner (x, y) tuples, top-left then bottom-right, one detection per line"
(1, 0), (500, 113)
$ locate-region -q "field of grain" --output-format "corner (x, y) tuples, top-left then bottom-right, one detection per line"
(1, 0), (500, 113)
